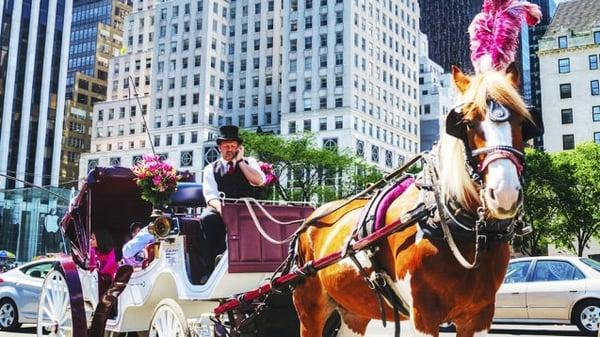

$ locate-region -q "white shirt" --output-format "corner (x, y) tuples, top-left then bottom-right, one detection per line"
(122, 227), (155, 259)
(202, 157), (265, 203)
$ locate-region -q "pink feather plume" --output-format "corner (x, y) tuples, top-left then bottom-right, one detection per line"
(469, 0), (542, 73)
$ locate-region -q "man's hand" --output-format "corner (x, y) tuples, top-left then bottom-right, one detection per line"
(208, 199), (222, 214)
(235, 145), (245, 161)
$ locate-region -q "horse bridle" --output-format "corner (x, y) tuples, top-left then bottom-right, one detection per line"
(430, 99), (542, 268)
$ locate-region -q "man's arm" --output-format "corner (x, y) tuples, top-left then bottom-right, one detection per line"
(238, 156), (265, 186)
(202, 164), (222, 213)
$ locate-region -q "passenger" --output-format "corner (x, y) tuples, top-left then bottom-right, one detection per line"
(90, 228), (118, 280)
(122, 222), (155, 267)
(201, 125), (265, 282)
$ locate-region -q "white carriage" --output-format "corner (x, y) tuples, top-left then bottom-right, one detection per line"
(37, 167), (312, 337)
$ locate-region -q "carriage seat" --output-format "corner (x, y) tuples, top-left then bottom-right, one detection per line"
(170, 182), (206, 208)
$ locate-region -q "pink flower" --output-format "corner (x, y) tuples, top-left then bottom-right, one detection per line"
(152, 175), (162, 187)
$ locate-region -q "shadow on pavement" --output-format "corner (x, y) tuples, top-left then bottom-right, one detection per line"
(490, 327), (585, 336)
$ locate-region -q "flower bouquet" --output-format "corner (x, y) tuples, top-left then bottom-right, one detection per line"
(259, 162), (278, 186)
(132, 154), (180, 216)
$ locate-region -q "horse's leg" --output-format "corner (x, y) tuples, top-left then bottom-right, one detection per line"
(454, 304), (494, 337)
(409, 296), (442, 337)
(293, 277), (334, 337)
(337, 309), (369, 337)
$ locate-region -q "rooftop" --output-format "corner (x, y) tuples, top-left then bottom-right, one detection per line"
(545, 0), (600, 35)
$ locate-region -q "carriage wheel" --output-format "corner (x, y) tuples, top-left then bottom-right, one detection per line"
(36, 259), (88, 337)
(149, 299), (191, 337)
(37, 270), (73, 336)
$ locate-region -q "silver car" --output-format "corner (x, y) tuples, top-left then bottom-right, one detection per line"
(495, 256), (600, 335)
(0, 259), (57, 330)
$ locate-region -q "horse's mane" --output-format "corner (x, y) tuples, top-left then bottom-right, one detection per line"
(438, 70), (532, 208)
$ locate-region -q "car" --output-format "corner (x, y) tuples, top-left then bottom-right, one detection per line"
(495, 256), (600, 335)
(0, 258), (58, 330)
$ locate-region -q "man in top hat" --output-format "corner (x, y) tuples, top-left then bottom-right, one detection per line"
(199, 125), (265, 282)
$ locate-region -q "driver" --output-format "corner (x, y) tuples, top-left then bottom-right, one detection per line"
(200, 125), (265, 282)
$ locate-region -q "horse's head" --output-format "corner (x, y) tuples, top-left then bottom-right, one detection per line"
(441, 65), (541, 221)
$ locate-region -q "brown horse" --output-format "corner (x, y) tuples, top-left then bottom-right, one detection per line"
(292, 66), (536, 337)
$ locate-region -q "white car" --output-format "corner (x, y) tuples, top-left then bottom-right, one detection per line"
(495, 256), (600, 335)
(0, 259), (57, 330)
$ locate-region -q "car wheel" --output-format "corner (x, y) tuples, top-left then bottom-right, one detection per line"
(0, 298), (21, 331)
(439, 322), (456, 332)
(573, 299), (600, 336)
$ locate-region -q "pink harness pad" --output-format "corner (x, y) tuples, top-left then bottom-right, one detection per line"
(373, 177), (415, 231)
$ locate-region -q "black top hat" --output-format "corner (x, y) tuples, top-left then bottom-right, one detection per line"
(217, 125), (243, 144)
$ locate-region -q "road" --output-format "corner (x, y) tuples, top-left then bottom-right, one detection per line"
(0, 323), (585, 337)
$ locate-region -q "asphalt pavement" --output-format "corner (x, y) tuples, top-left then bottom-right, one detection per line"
(0, 323), (586, 337)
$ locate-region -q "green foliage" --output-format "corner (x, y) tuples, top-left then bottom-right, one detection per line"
(241, 131), (383, 203)
(518, 143), (600, 257)
(549, 143), (600, 256)
(516, 148), (555, 256)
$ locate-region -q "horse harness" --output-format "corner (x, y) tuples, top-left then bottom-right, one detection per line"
(283, 101), (535, 337)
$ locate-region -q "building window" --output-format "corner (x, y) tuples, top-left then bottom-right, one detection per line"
(561, 109), (573, 124)
(132, 155), (143, 165)
(288, 121), (297, 134)
(558, 58), (570, 73)
(589, 55), (598, 70)
(385, 150), (393, 168)
(204, 147), (219, 165)
(320, 97), (327, 109)
(562, 134), (575, 150)
(323, 138), (338, 152)
(595, 132), (600, 144)
(319, 118), (327, 130)
(592, 80), (599, 96)
(335, 116), (343, 129)
(303, 98), (312, 111)
(595, 31), (600, 44)
(371, 145), (379, 163)
(88, 159), (99, 172)
(304, 119), (312, 132)
(335, 97), (343, 107)
(180, 151), (193, 167)
(356, 140), (364, 157)
(558, 36), (568, 49)
(109, 157), (121, 166)
(560, 83), (572, 99)
(594, 106), (600, 122)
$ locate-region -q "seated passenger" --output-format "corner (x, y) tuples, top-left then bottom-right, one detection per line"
(201, 125), (265, 282)
(122, 223), (155, 267)
(90, 228), (118, 280)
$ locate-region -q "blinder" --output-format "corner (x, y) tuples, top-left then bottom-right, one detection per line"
(445, 102), (544, 142)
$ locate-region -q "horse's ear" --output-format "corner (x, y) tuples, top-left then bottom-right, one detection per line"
(506, 63), (520, 89)
(452, 65), (470, 94)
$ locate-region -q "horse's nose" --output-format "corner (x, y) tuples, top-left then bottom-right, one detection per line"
(485, 185), (520, 213)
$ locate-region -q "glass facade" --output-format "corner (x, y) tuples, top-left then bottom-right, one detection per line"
(0, 0), (69, 188)
(66, 0), (114, 98)
(0, 188), (74, 263)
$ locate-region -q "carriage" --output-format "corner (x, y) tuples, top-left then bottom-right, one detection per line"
(36, 166), (313, 337)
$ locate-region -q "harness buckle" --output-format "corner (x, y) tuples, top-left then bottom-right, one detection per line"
(477, 234), (487, 248)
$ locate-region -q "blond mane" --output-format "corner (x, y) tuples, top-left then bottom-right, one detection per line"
(438, 70), (531, 207)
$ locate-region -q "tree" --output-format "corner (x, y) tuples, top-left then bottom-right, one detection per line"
(241, 131), (357, 202)
(515, 148), (556, 256)
(550, 143), (600, 256)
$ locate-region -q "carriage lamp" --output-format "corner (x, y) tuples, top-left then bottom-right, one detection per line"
(148, 214), (179, 240)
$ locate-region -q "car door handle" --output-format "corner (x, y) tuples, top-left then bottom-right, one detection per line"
(569, 290), (578, 293)
(511, 292), (520, 294)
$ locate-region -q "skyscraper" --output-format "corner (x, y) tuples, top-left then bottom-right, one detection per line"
(0, 0), (73, 189)
(60, 0), (130, 187)
(81, 0), (421, 179)
(419, 0), (483, 72)
(527, 0), (558, 149)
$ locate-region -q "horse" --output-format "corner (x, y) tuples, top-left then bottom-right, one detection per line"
(291, 65), (538, 337)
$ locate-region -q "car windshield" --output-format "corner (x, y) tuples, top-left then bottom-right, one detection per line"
(580, 258), (600, 273)
(20, 262), (54, 279)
